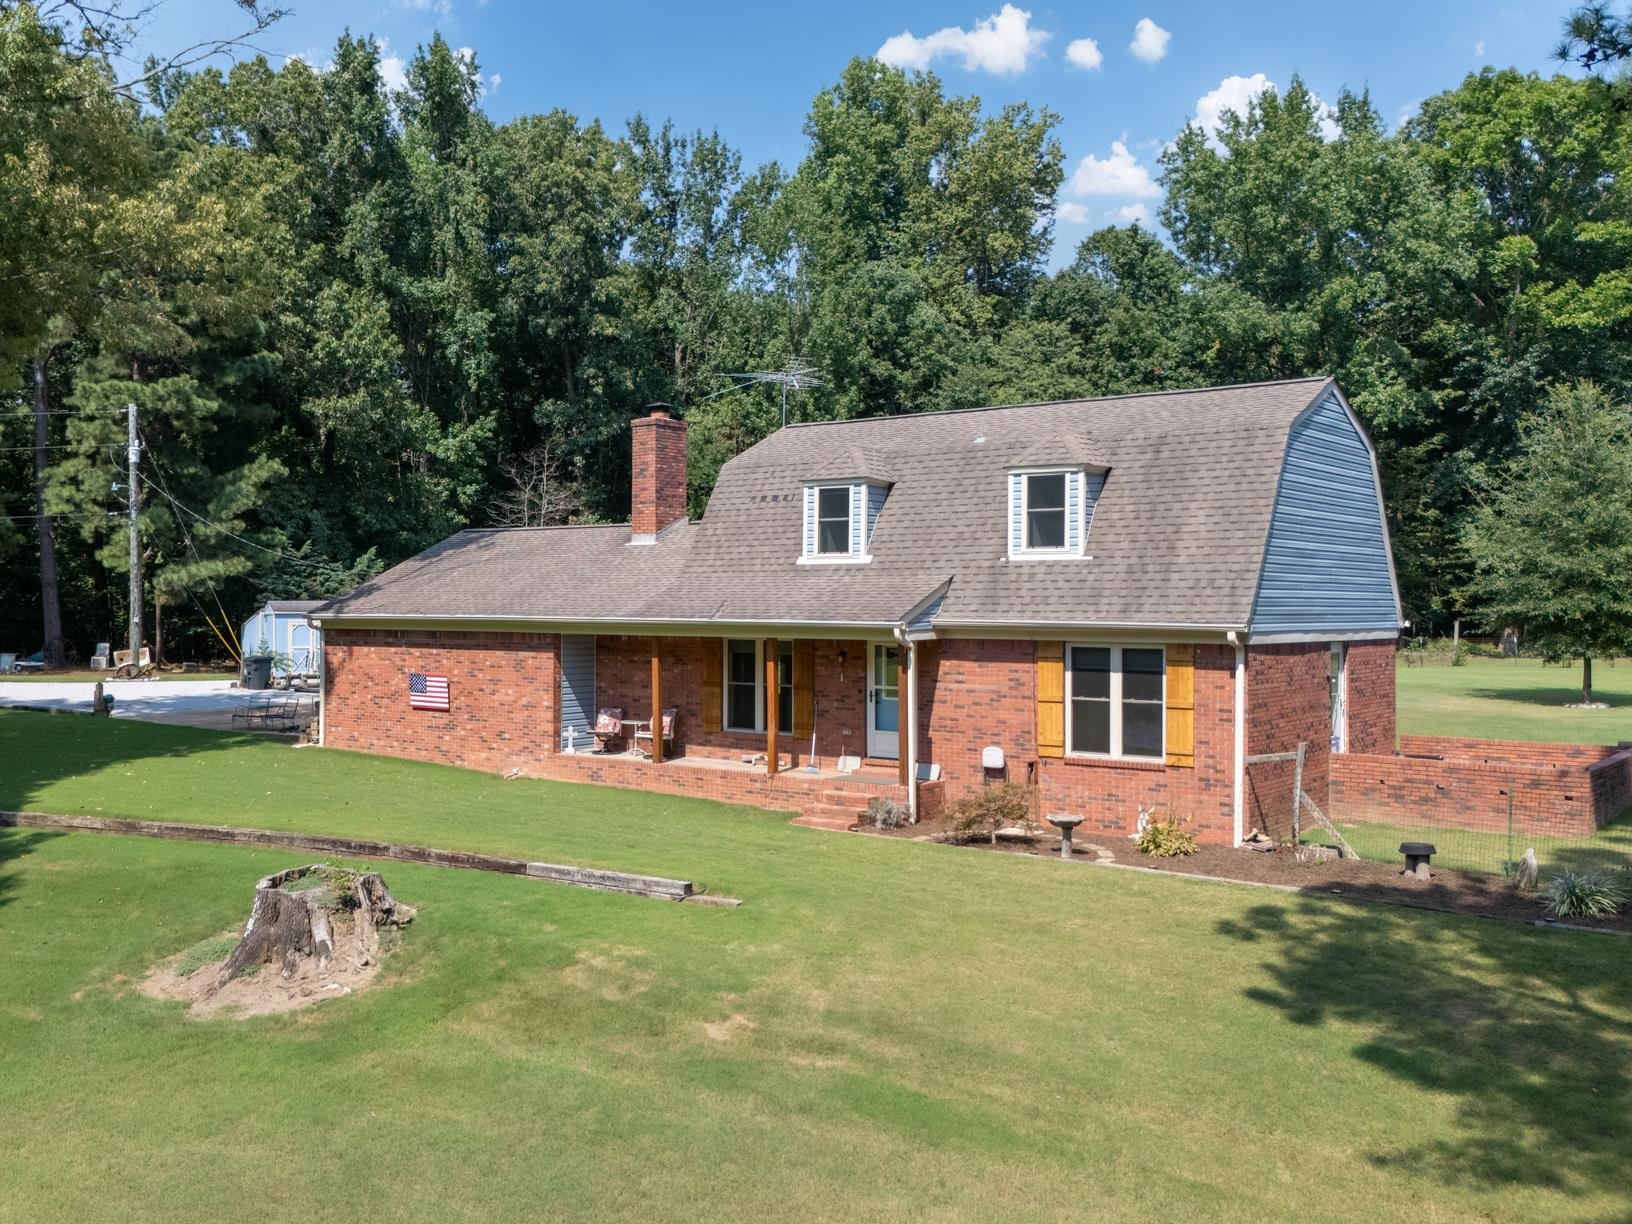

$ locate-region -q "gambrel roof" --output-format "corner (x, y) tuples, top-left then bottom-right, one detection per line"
(318, 377), (1402, 638)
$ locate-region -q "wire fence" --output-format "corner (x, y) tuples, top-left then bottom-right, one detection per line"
(1302, 785), (1632, 880)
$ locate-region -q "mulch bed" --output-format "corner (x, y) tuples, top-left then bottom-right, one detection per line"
(870, 824), (1632, 935)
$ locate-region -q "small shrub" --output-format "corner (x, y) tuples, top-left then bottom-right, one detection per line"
(1541, 871), (1629, 919)
(865, 795), (909, 830)
(1135, 811), (1198, 858)
(944, 782), (1038, 844)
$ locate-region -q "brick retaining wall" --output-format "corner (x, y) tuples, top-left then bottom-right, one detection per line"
(1330, 737), (1632, 840)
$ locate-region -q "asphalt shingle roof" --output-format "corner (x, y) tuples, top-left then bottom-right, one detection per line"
(319, 377), (1335, 631)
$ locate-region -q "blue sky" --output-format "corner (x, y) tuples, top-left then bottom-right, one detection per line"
(142, 1), (1575, 263)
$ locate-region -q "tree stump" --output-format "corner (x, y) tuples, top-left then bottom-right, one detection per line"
(213, 864), (415, 993)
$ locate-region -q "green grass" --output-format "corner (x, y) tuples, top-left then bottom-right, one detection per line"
(1396, 656), (1632, 743)
(2, 710), (1631, 1221)
(173, 933), (239, 977)
(1308, 815), (1632, 877)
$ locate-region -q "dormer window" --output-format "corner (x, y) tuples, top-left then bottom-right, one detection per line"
(801, 478), (886, 563)
(1024, 472), (1067, 551)
(815, 486), (853, 555)
(1008, 467), (1104, 559)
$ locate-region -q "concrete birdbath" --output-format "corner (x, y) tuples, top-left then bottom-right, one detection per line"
(1399, 841), (1437, 880)
(1047, 813), (1085, 860)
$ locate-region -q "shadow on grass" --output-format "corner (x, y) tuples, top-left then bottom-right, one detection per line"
(0, 709), (256, 816)
(1462, 686), (1628, 711)
(1219, 899), (1632, 1199)
(0, 827), (63, 909)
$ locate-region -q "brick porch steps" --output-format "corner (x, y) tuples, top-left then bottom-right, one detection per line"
(792, 806), (861, 831)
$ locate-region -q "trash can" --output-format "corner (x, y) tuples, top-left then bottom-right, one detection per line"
(243, 655), (273, 690)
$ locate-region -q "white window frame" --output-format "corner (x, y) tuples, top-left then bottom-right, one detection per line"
(813, 485), (854, 557)
(1065, 643), (1166, 761)
(799, 482), (874, 565)
(1011, 468), (1081, 559)
(722, 640), (794, 735)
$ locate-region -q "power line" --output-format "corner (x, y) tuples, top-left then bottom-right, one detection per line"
(1, 511), (120, 522)
(136, 471), (329, 571)
(139, 436), (248, 658)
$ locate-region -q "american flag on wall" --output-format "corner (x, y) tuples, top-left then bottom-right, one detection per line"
(408, 672), (450, 711)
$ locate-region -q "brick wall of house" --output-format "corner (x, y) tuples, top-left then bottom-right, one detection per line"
(1330, 738), (1632, 840)
(1345, 640), (1397, 755)
(917, 639), (1241, 845)
(1244, 642), (1332, 841)
(323, 628), (559, 773)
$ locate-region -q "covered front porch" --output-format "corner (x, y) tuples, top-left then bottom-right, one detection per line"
(560, 633), (916, 774)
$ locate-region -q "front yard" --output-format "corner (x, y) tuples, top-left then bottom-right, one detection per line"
(2, 710), (1630, 1221)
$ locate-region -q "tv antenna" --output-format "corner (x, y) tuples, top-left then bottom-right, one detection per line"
(701, 358), (824, 428)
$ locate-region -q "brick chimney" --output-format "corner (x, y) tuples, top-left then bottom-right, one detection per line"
(630, 404), (688, 544)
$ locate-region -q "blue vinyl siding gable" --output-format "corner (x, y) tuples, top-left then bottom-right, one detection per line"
(866, 484), (888, 549)
(850, 482), (864, 557)
(1250, 392), (1399, 635)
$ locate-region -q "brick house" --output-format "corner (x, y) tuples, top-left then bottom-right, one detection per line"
(312, 377), (1404, 843)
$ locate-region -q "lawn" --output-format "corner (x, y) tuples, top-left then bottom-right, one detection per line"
(3, 710), (1631, 1221)
(1396, 656), (1632, 743)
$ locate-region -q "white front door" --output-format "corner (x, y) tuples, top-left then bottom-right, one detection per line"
(867, 643), (900, 759)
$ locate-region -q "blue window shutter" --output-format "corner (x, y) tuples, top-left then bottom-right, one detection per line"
(803, 485), (815, 557)
(849, 483), (864, 556)
(1009, 473), (1024, 555)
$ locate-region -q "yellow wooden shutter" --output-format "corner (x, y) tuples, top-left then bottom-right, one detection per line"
(702, 641), (723, 733)
(1037, 641), (1065, 758)
(1165, 643), (1195, 768)
(792, 640), (815, 738)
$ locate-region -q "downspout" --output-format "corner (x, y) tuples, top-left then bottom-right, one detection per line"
(312, 618), (326, 747)
(1229, 630), (1245, 847)
(893, 623), (918, 822)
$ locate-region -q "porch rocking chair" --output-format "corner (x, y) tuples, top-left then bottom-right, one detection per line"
(593, 707), (625, 753)
(634, 708), (678, 759)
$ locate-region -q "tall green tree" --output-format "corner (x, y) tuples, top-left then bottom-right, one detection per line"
(1462, 382), (1632, 703)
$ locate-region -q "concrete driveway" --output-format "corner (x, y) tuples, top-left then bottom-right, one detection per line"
(0, 679), (309, 731)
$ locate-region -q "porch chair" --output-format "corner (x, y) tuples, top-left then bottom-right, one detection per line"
(634, 708), (678, 759)
(593, 707), (625, 753)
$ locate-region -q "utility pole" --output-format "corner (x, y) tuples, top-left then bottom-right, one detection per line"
(126, 402), (142, 665)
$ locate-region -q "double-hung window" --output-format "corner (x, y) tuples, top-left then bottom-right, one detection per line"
(1067, 645), (1164, 759)
(815, 486), (853, 556)
(1024, 472), (1067, 551)
(723, 639), (793, 733)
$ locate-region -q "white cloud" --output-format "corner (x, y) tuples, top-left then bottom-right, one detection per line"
(487, 72), (502, 92)
(1065, 36), (1103, 70)
(1105, 202), (1151, 226)
(1191, 73), (1339, 148)
(379, 50), (408, 93)
(876, 4), (1050, 76)
(397, 0), (453, 15)
(1056, 201), (1091, 223)
(1068, 140), (1160, 198)
(1474, 39), (1485, 57)
(1129, 17), (1170, 63)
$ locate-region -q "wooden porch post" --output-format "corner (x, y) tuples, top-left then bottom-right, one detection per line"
(650, 646), (663, 765)
(765, 638), (779, 775)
